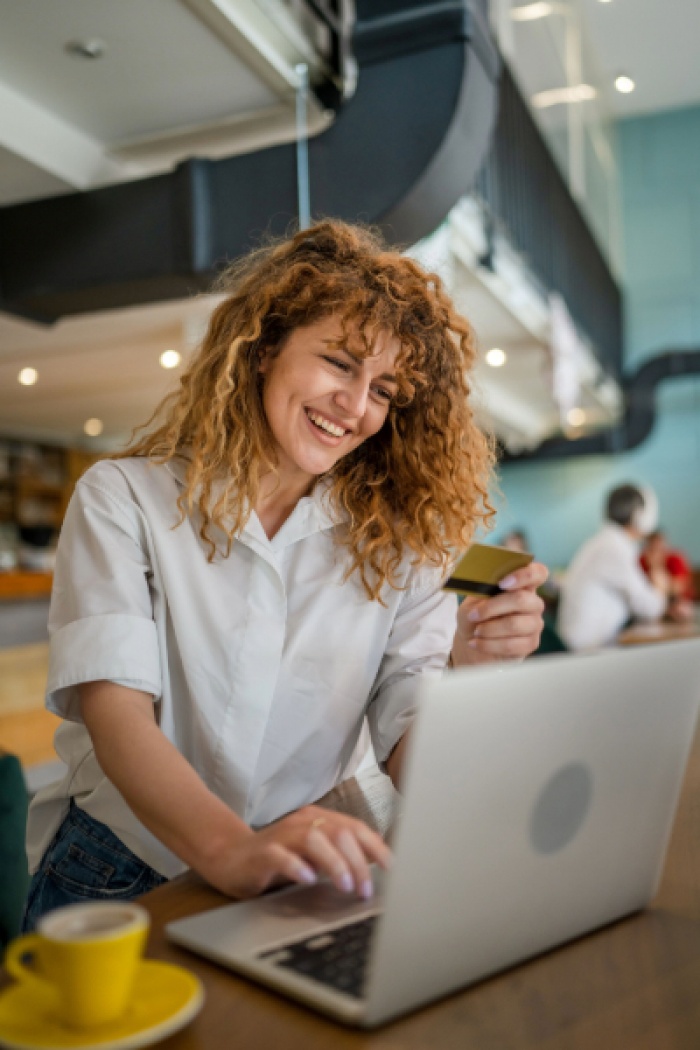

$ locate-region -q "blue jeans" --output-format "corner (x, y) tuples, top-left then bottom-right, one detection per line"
(22, 802), (167, 932)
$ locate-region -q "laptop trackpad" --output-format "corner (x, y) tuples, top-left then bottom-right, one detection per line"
(168, 878), (383, 960)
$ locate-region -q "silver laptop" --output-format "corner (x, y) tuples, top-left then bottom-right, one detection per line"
(167, 639), (700, 1027)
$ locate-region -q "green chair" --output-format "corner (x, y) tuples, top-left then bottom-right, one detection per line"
(533, 611), (568, 655)
(0, 753), (30, 953)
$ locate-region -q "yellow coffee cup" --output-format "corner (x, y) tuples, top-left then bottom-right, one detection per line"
(5, 902), (149, 1029)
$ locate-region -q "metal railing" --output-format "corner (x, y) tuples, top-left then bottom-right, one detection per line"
(474, 64), (622, 377)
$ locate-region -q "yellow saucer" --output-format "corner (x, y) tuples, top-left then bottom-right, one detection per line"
(0, 959), (204, 1050)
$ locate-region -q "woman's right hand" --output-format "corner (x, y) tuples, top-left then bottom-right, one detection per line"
(199, 805), (393, 901)
(79, 683), (391, 902)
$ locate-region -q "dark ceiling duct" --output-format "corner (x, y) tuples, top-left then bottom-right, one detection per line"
(0, 0), (499, 322)
(503, 349), (700, 462)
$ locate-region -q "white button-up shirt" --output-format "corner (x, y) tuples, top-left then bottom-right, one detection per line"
(557, 523), (666, 651)
(27, 458), (457, 877)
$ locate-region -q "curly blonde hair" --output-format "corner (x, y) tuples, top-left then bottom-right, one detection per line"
(121, 220), (495, 600)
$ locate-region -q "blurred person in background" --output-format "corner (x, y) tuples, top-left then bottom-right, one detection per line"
(557, 483), (683, 651)
(641, 529), (695, 615)
(500, 529), (530, 553)
(497, 528), (565, 653)
(499, 527), (560, 605)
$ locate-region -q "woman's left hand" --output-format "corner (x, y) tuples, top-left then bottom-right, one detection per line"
(451, 561), (549, 666)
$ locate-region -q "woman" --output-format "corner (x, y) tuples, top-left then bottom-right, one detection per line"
(24, 221), (546, 928)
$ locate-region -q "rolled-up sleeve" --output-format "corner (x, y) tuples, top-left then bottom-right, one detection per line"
(366, 568), (457, 764)
(46, 466), (162, 722)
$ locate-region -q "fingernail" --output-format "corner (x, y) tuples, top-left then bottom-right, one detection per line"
(468, 639), (479, 649)
(360, 879), (374, 900)
(339, 872), (354, 893)
(467, 608), (480, 621)
(500, 575), (516, 590)
(298, 864), (317, 885)
(472, 627), (481, 638)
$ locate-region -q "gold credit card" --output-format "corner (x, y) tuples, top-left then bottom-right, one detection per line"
(445, 542), (534, 597)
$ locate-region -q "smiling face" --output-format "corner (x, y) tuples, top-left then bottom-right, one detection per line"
(258, 315), (400, 493)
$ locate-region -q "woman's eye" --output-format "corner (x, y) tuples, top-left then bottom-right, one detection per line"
(325, 356), (351, 372)
(373, 386), (393, 402)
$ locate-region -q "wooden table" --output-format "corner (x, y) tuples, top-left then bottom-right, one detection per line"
(137, 734), (700, 1050)
(617, 617), (700, 646)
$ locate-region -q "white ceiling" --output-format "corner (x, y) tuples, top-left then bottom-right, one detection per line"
(0, 1), (278, 141)
(581, 0), (700, 118)
(0, 0), (694, 452)
(0, 299), (213, 448)
(506, 0), (700, 120)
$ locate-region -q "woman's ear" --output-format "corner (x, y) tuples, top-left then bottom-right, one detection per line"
(258, 336), (285, 377)
(257, 347), (271, 376)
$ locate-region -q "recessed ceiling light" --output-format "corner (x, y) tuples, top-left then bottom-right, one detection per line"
(598, 0), (613, 4)
(485, 348), (507, 368)
(532, 85), (597, 109)
(615, 75), (635, 94)
(566, 407), (587, 427)
(84, 418), (104, 437)
(18, 367), (38, 386)
(510, 1), (554, 20)
(64, 38), (107, 60)
(511, 2), (552, 20)
(160, 350), (182, 370)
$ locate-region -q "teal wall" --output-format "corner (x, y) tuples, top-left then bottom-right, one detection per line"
(494, 104), (700, 570)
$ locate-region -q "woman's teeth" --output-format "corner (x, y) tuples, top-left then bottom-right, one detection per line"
(307, 410), (346, 437)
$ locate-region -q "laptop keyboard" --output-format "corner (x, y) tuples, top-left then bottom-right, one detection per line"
(259, 915), (378, 999)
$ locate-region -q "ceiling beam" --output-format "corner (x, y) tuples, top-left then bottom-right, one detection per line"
(110, 104), (332, 175)
(180, 0), (331, 100)
(0, 80), (126, 192)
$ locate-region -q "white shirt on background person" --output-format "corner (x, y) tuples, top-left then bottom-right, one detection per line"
(26, 458), (456, 878)
(557, 522), (666, 651)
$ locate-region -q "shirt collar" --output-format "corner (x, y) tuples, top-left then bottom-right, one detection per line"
(162, 454), (342, 550)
